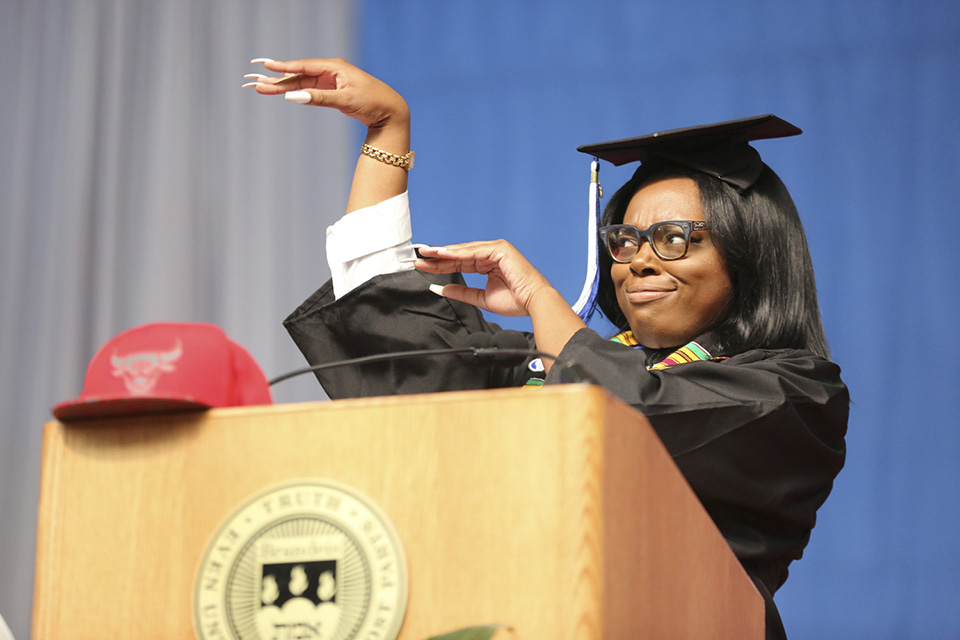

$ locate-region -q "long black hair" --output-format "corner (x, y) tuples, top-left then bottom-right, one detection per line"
(596, 160), (832, 360)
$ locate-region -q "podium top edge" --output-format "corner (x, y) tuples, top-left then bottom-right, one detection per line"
(46, 384), (630, 428)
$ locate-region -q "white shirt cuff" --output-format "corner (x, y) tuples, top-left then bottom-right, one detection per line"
(326, 192), (416, 299)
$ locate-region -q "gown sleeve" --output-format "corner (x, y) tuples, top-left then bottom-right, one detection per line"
(284, 270), (539, 398)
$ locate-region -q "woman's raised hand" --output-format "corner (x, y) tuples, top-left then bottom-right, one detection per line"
(246, 58), (410, 211)
(245, 57), (409, 129)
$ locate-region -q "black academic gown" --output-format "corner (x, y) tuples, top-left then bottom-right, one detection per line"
(285, 270), (849, 640)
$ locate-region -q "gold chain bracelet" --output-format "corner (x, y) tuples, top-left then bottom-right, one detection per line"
(360, 143), (415, 171)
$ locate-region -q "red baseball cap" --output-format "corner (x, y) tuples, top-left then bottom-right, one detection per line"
(52, 322), (273, 421)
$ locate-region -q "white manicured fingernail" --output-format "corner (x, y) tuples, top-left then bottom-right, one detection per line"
(398, 257), (419, 264)
(284, 90), (310, 104)
(241, 82), (260, 88)
(243, 73), (269, 79)
(428, 284), (446, 297)
(250, 57), (275, 63)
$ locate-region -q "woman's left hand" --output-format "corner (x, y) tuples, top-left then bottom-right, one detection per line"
(414, 240), (554, 317)
(417, 239), (589, 364)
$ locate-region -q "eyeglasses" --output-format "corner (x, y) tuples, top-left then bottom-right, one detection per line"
(599, 220), (710, 262)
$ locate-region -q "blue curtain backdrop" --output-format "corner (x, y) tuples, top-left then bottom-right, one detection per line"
(358, 1), (960, 638)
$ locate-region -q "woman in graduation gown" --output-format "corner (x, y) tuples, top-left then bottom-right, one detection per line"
(250, 58), (848, 640)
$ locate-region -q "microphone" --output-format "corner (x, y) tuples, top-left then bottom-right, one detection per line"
(268, 330), (555, 386)
(462, 330), (533, 368)
(462, 330), (597, 384)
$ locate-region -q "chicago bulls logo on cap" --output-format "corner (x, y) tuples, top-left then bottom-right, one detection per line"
(111, 339), (183, 396)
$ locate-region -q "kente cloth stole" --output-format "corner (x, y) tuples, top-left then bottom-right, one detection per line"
(608, 330), (717, 370)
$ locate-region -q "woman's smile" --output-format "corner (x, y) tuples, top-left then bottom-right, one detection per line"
(624, 284), (675, 303)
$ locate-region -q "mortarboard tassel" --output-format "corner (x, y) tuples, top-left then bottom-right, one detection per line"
(572, 158), (602, 323)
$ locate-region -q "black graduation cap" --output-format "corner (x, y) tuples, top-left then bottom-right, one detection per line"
(577, 114), (801, 190)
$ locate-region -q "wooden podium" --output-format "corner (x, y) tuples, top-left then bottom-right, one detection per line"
(33, 385), (763, 639)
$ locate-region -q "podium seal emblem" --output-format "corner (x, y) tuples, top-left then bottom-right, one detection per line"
(194, 480), (408, 640)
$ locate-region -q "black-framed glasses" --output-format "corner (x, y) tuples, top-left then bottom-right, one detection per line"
(599, 220), (710, 262)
